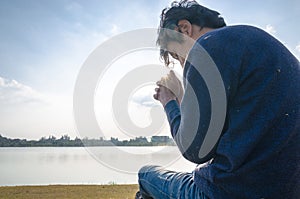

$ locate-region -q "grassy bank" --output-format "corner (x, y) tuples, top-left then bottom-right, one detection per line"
(0, 184), (139, 199)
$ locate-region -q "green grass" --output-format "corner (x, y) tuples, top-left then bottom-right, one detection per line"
(0, 184), (139, 199)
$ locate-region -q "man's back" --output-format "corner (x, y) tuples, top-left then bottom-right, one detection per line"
(188, 25), (300, 198)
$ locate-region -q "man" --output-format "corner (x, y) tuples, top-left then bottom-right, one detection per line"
(137, 0), (299, 198)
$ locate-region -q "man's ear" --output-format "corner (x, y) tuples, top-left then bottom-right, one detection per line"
(177, 19), (192, 37)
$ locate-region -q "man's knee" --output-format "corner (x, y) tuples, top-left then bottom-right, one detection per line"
(138, 165), (161, 179)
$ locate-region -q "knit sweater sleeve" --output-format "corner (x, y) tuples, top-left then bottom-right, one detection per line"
(164, 39), (240, 163)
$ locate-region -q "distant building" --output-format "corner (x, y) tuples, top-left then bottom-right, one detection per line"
(151, 136), (172, 144)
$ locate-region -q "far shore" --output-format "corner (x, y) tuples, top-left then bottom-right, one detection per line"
(0, 184), (139, 199)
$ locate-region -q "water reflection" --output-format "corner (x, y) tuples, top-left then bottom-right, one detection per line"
(0, 147), (196, 186)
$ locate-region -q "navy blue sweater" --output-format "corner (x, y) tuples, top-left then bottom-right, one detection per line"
(164, 25), (300, 199)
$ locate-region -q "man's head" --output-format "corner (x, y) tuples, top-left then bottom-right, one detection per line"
(157, 0), (226, 67)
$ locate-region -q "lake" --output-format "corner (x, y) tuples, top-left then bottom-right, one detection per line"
(0, 146), (197, 186)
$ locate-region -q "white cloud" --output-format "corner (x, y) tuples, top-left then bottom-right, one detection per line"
(294, 44), (300, 60)
(131, 92), (159, 108)
(265, 24), (276, 35)
(0, 76), (76, 140)
(0, 77), (45, 105)
(296, 44), (300, 53)
(65, 1), (83, 12)
(110, 24), (120, 35)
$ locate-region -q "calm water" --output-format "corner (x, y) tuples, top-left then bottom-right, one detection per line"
(0, 147), (196, 186)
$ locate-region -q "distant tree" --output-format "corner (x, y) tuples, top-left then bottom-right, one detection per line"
(0, 134), (175, 147)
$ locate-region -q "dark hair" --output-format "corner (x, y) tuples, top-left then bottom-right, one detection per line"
(157, 0), (226, 66)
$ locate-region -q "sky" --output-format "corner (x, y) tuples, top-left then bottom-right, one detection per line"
(0, 0), (299, 140)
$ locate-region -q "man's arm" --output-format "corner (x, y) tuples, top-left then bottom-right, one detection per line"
(164, 63), (214, 164)
(163, 38), (239, 164)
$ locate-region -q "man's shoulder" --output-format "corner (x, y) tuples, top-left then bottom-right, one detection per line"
(189, 25), (258, 62)
(193, 24), (280, 60)
(198, 25), (264, 44)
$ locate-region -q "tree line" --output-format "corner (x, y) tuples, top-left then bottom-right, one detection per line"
(0, 134), (175, 147)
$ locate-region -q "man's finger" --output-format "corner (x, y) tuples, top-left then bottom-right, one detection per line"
(156, 80), (163, 86)
(169, 70), (177, 79)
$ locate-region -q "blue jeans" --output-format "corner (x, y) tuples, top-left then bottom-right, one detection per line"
(138, 165), (209, 199)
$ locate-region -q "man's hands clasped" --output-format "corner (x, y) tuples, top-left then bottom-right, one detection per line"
(153, 70), (184, 107)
